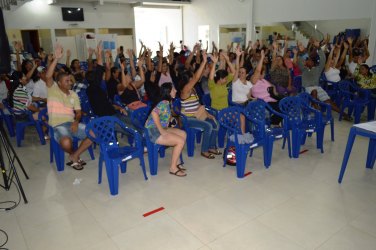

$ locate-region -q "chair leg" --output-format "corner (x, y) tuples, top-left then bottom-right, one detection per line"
(120, 162), (127, 173)
(338, 128), (356, 183)
(55, 145), (65, 172)
(366, 138), (376, 169)
(263, 138), (274, 168)
(354, 105), (362, 124)
(218, 126), (226, 148)
(98, 154), (103, 184)
(330, 120), (335, 142)
(35, 122), (46, 145)
(4, 115), (15, 137)
(367, 100), (375, 121)
(88, 145), (95, 160)
(139, 153), (148, 180)
(235, 145), (248, 178)
(291, 129), (301, 158)
(186, 130), (196, 157)
(105, 159), (119, 196)
(316, 126), (324, 153)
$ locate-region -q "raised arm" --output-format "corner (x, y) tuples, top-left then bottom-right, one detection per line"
(168, 42), (175, 66)
(87, 47), (95, 71)
(223, 52), (235, 75)
(104, 50), (112, 81)
(125, 49), (136, 79)
(146, 48), (153, 72)
(95, 41), (103, 66)
(14, 41), (22, 72)
(325, 46), (335, 71)
(157, 42), (163, 73)
(118, 61), (128, 92)
(133, 59), (145, 89)
(251, 50), (265, 84)
(65, 49), (71, 67)
(181, 50), (207, 97)
(336, 42), (349, 69)
(209, 53), (218, 81)
(185, 43), (198, 70)
(25, 62), (37, 82)
(271, 41), (278, 70)
(233, 48), (242, 82)
(46, 44), (64, 88)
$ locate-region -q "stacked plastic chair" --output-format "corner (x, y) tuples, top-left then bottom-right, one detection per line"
(131, 106), (184, 175)
(338, 80), (369, 124)
(85, 116), (147, 195)
(2, 99), (45, 147)
(218, 106), (252, 178)
(38, 109), (95, 172)
(244, 99), (291, 168)
(279, 96), (324, 158)
(298, 92), (335, 142)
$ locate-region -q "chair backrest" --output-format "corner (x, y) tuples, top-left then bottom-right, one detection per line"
(292, 76), (302, 93)
(85, 116), (122, 149)
(113, 94), (125, 108)
(202, 94), (211, 107)
(297, 92), (311, 105)
(2, 98), (14, 115)
(131, 106), (151, 131)
(171, 98), (182, 115)
(279, 96), (302, 125)
(77, 90), (95, 116)
(244, 100), (266, 138)
(218, 106), (243, 135)
(370, 65), (376, 74)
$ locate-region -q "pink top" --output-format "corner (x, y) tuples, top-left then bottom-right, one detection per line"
(158, 72), (173, 87)
(251, 79), (276, 103)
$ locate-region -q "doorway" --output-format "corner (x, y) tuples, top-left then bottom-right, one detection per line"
(21, 30), (40, 57)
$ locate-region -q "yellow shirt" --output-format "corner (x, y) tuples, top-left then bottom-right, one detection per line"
(208, 74), (234, 110)
(47, 83), (81, 127)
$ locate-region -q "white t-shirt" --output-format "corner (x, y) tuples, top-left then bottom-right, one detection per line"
(348, 61), (358, 74)
(25, 79), (35, 96)
(232, 78), (253, 103)
(32, 79), (47, 99)
(324, 67), (341, 83)
(0, 81), (8, 101)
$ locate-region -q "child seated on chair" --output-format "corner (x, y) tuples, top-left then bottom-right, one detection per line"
(145, 82), (187, 177)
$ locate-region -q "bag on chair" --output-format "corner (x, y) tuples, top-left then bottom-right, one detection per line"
(224, 146), (236, 166)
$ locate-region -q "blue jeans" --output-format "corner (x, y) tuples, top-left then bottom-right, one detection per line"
(186, 117), (218, 152)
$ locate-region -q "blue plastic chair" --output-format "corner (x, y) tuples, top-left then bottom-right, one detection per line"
(2, 99), (45, 147)
(131, 106), (184, 175)
(172, 98), (203, 157)
(298, 92), (335, 142)
(218, 106), (252, 178)
(77, 90), (97, 124)
(338, 80), (369, 124)
(320, 74), (341, 106)
(279, 96), (324, 158)
(244, 99), (291, 168)
(0, 101), (15, 137)
(38, 109), (95, 172)
(292, 76), (303, 94)
(85, 116), (148, 195)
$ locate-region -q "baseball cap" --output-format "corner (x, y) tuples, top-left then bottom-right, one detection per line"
(37, 66), (46, 72)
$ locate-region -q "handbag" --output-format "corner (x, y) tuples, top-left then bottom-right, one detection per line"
(127, 100), (147, 111)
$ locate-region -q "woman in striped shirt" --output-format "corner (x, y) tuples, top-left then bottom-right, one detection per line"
(180, 50), (220, 159)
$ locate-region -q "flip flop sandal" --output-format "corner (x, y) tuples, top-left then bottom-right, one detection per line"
(177, 163), (186, 171)
(71, 162), (84, 171)
(209, 149), (222, 155)
(169, 169), (187, 177)
(67, 159), (87, 166)
(201, 152), (215, 159)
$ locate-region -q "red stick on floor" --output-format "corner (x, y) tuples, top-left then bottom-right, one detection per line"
(299, 149), (309, 154)
(244, 171), (252, 177)
(143, 207), (165, 217)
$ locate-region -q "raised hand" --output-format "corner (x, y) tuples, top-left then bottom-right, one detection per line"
(343, 42), (349, 49)
(88, 47), (94, 57)
(260, 49), (265, 58)
(105, 50), (112, 59)
(313, 39), (320, 48)
(201, 50), (207, 63)
(235, 46), (242, 57)
(292, 48), (298, 55)
(120, 61), (125, 71)
(169, 42), (175, 51)
(66, 49), (71, 57)
(158, 41), (163, 52)
(14, 41), (22, 52)
(54, 44), (64, 59)
(137, 58), (144, 68)
(272, 41), (278, 51)
(127, 49), (133, 58)
(210, 53), (219, 64)
(97, 41), (103, 54)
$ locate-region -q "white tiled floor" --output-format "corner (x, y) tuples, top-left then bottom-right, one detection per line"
(1, 116), (376, 250)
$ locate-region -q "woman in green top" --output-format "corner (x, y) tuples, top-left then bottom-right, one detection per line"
(208, 52), (235, 110)
(145, 82), (187, 177)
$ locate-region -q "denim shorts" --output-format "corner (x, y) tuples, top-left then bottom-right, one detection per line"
(146, 127), (161, 143)
(53, 122), (87, 142)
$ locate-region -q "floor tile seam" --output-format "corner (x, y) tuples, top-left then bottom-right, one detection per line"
(312, 222), (352, 250)
(348, 221), (376, 240)
(255, 217), (318, 250)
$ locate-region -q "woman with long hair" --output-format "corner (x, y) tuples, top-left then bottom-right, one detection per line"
(145, 82), (187, 177)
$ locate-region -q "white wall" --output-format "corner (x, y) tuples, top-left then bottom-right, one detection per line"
(253, 0), (374, 24)
(3, 0), (134, 29)
(182, 0), (253, 50)
(307, 19), (371, 39)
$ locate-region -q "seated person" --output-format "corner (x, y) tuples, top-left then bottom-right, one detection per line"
(46, 44), (93, 171)
(232, 47), (253, 105)
(250, 50), (283, 126)
(32, 66), (48, 107)
(208, 52), (235, 110)
(12, 74), (40, 121)
(145, 82), (187, 177)
(355, 64), (376, 96)
(270, 41), (296, 96)
(324, 42), (348, 84)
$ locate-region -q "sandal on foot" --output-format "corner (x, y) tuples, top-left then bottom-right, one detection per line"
(67, 159), (86, 166)
(209, 149), (222, 155)
(177, 163), (186, 171)
(169, 169), (187, 177)
(71, 162), (84, 171)
(201, 152), (215, 159)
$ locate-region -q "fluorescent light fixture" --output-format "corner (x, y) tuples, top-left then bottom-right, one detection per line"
(47, 0), (56, 4)
(142, 1), (191, 6)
